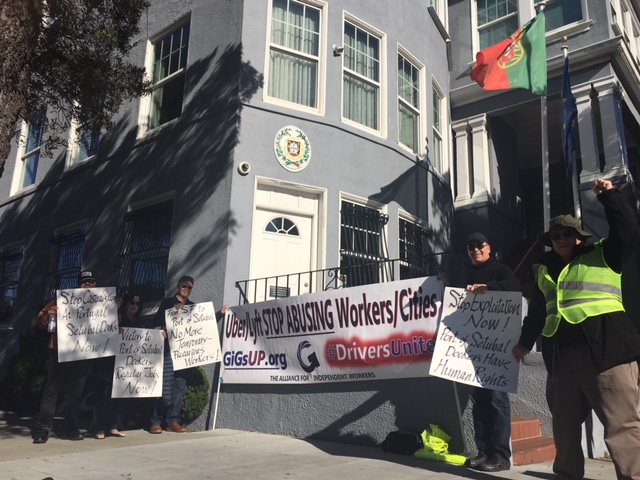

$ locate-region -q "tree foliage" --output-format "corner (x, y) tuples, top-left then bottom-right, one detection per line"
(0, 0), (150, 177)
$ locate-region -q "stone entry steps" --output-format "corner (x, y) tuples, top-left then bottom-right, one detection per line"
(512, 417), (556, 466)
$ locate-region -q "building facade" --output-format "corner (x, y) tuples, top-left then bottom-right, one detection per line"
(0, 0), (463, 450)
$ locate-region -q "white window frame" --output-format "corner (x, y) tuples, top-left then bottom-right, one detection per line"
(66, 120), (100, 168)
(544, 0), (587, 32)
(431, 78), (448, 175)
(471, 0), (534, 57)
(397, 46), (426, 156)
(429, 0), (449, 30)
(341, 12), (387, 138)
(11, 117), (45, 195)
(398, 211), (431, 279)
(137, 17), (190, 136)
(263, 0), (327, 115)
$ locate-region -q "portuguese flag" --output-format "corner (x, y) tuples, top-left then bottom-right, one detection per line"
(471, 13), (547, 95)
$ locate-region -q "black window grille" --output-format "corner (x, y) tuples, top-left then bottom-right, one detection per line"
(399, 218), (435, 279)
(340, 201), (389, 287)
(0, 246), (25, 323)
(112, 200), (174, 314)
(45, 227), (87, 301)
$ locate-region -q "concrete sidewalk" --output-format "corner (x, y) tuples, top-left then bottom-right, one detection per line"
(1, 412), (617, 480)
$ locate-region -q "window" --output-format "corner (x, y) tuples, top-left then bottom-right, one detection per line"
(612, 0), (640, 63)
(342, 18), (384, 132)
(113, 200), (174, 313)
(477, 0), (519, 51)
(398, 53), (421, 153)
(432, 81), (445, 173)
(399, 218), (435, 280)
(340, 200), (389, 287)
(267, 0), (323, 110)
(266, 216), (300, 235)
(0, 246), (24, 323)
(69, 125), (100, 166)
(14, 115), (46, 192)
(45, 227), (86, 301)
(545, 0), (583, 31)
(148, 22), (190, 130)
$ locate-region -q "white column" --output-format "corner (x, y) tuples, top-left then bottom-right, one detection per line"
(574, 84), (599, 180)
(468, 114), (491, 202)
(452, 120), (471, 203)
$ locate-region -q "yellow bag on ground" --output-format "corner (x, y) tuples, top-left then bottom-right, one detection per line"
(414, 424), (467, 466)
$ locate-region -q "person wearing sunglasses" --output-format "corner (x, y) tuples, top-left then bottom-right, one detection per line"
(94, 292), (144, 439)
(461, 232), (520, 473)
(148, 276), (195, 434)
(32, 270), (98, 444)
(513, 179), (640, 480)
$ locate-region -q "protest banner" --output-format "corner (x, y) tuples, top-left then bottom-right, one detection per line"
(429, 287), (522, 393)
(222, 276), (442, 384)
(56, 286), (119, 362)
(166, 301), (222, 371)
(112, 328), (164, 398)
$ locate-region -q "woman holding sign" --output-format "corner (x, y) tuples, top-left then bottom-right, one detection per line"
(147, 276), (195, 434)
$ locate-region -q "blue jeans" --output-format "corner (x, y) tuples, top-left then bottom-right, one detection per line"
(150, 347), (186, 427)
(470, 386), (511, 461)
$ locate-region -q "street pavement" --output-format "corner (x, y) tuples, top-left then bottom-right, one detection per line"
(1, 411), (618, 480)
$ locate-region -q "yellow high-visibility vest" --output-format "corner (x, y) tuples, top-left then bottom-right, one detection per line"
(538, 240), (624, 337)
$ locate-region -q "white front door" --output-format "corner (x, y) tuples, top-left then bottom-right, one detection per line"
(249, 184), (320, 302)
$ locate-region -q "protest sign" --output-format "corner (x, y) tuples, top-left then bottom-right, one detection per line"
(112, 328), (164, 398)
(166, 302), (222, 371)
(429, 287), (522, 393)
(222, 276), (442, 384)
(56, 287), (119, 362)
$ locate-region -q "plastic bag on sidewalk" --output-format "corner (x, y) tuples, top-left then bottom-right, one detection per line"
(414, 424), (467, 465)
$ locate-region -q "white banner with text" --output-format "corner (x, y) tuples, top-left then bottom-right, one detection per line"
(429, 287), (523, 393)
(222, 276), (442, 384)
(56, 287), (120, 362)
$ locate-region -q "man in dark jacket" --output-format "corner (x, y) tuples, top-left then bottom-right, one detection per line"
(513, 179), (640, 480)
(464, 232), (520, 472)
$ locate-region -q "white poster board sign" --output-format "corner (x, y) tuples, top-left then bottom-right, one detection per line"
(166, 302), (222, 371)
(56, 287), (119, 362)
(429, 287), (522, 393)
(112, 328), (164, 398)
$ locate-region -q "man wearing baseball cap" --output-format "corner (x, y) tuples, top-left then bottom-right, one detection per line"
(32, 270), (98, 444)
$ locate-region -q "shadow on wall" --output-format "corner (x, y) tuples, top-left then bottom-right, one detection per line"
(0, 43), (263, 367)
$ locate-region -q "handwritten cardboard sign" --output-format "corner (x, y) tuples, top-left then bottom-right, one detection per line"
(56, 287), (119, 362)
(429, 287), (522, 393)
(166, 301), (222, 371)
(112, 328), (164, 398)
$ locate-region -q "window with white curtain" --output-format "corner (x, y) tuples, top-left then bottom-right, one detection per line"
(398, 53), (421, 153)
(342, 18), (383, 132)
(477, 0), (519, 51)
(267, 0), (322, 110)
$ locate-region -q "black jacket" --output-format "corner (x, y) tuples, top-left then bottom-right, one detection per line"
(465, 257), (521, 292)
(518, 189), (640, 373)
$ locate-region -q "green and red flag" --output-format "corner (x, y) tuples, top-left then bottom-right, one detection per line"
(471, 13), (547, 95)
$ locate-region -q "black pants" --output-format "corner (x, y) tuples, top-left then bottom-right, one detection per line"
(35, 350), (91, 433)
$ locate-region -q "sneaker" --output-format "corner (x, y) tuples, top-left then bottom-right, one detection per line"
(466, 452), (487, 468)
(475, 454), (510, 472)
(32, 429), (49, 444)
(65, 428), (84, 441)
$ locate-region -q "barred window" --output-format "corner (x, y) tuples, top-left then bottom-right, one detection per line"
(399, 218), (435, 279)
(45, 227), (87, 300)
(340, 201), (388, 287)
(113, 200), (174, 315)
(0, 246), (25, 323)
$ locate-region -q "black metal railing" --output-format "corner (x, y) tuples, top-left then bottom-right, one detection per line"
(235, 252), (465, 305)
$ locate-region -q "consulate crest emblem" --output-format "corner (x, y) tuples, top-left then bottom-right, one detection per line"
(274, 126), (311, 172)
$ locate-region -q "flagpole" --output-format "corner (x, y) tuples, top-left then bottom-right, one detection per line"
(562, 38), (582, 220)
(537, 0), (550, 233)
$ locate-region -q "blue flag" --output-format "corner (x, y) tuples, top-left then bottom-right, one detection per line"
(561, 57), (577, 177)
